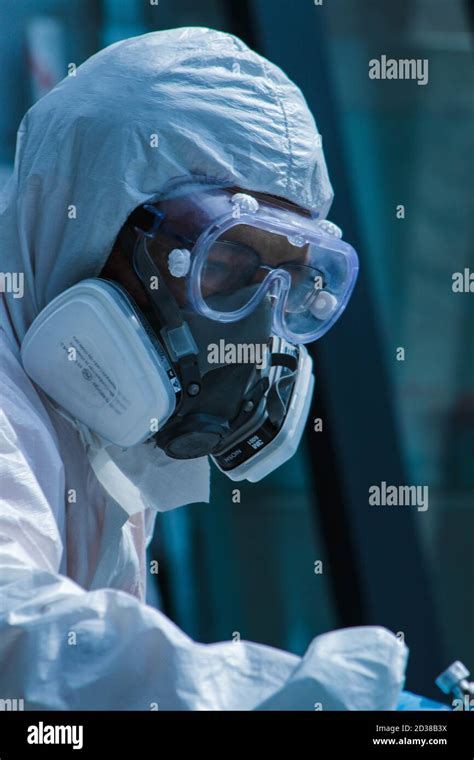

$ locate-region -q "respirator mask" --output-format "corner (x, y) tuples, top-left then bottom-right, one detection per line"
(21, 188), (358, 482)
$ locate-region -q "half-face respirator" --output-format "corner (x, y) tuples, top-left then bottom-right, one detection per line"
(21, 188), (358, 482)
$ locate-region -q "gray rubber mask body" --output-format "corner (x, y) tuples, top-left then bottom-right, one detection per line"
(182, 286), (273, 421)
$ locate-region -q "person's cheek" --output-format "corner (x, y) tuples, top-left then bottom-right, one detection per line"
(162, 275), (188, 307)
(123, 271), (150, 309)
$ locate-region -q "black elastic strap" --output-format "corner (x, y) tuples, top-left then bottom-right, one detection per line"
(270, 352), (298, 372)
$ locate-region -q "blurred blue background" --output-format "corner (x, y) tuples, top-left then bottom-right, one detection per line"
(1, 0), (472, 700)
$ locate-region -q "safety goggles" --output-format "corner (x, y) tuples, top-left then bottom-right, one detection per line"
(131, 187), (359, 345)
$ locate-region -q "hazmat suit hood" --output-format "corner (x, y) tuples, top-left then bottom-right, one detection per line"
(0, 27), (333, 514)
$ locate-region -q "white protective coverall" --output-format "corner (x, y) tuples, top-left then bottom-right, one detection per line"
(0, 28), (407, 710)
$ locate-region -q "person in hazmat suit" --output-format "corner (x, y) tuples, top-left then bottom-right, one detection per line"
(0, 28), (406, 710)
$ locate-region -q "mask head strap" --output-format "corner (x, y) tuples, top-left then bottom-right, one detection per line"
(116, 205), (203, 408)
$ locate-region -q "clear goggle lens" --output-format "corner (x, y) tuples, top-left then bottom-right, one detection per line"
(197, 225), (351, 341)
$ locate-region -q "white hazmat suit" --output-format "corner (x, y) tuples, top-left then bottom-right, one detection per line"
(0, 27), (407, 710)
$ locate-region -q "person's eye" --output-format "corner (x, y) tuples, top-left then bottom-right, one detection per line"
(203, 242), (261, 293)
